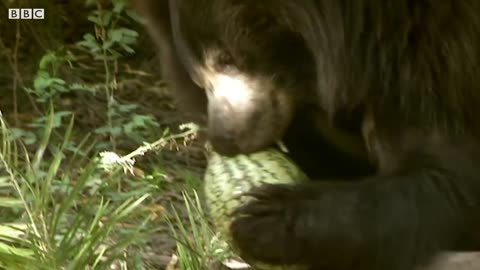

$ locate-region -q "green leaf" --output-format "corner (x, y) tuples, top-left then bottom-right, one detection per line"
(8, 128), (37, 145)
(30, 111), (72, 129)
(77, 33), (101, 52)
(100, 11), (113, 26)
(33, 71), (52, 91)
(69, 83), (93, 92)
(112, 0), (127, 13)
(120, 44), (135, 54)
(87, 15), (101, 25)
(38, 51), (58, 70)
(94, 126), (122, 136)
(117, 103), (137, 113)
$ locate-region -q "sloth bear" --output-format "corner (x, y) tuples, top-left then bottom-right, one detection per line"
(135, 1), (480, 269)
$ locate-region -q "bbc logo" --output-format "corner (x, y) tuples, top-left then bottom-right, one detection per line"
(8, 8), (45, 20)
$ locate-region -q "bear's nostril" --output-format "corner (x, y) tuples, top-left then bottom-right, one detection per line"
(209, 133), (240, 156)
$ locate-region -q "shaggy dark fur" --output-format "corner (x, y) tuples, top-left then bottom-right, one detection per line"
(135, 1), (480, 269)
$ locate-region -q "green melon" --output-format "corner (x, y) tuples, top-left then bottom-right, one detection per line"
(204, 148), (308, 270)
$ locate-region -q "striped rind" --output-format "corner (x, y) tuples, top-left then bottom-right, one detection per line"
(204, 148), (308, 270)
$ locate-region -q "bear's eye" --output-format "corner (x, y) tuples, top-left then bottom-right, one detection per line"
(215, 52), (237, 73)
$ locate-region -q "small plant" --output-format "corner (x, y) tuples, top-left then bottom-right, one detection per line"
(25, 50), (77, 103)
(17, 0), (157, 150)
(19, 49), (78, 145)
(77, 0), (141, 150)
